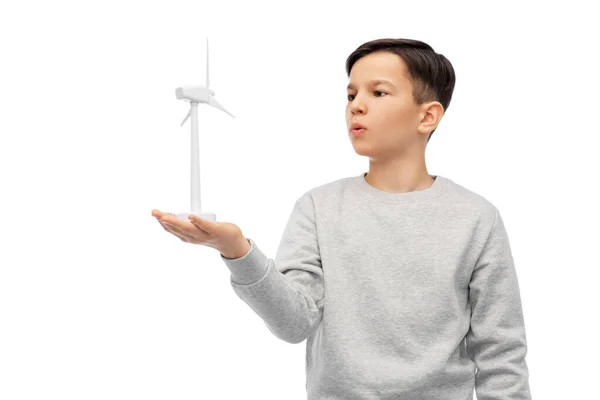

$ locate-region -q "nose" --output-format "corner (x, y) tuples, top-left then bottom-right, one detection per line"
(350, 96), (366, 115)
(351, 103), (366, 115)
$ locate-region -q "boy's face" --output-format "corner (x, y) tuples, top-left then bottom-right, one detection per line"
(345, 51), (440, 159)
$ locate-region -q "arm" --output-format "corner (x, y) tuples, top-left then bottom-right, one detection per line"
(220, 192), (324, 344)
(220, 237), (252, 259)
(466, 208), (532, 399)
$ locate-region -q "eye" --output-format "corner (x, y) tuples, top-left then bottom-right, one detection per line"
(347, 91), (387, 101)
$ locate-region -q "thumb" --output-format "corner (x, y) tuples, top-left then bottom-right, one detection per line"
(189, 215), (215, 232)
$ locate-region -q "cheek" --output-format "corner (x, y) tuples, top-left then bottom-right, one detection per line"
(372, 109), (403, 132)
(384, 107), (415, 130)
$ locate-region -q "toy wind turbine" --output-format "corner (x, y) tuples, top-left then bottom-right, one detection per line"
(174, 38), (235, 222)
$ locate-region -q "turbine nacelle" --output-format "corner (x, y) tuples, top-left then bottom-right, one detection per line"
(175, 86), (215, 104)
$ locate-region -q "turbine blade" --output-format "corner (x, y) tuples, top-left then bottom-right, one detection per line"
(206, 38), (210, 88)
(208, 96), (235, 118)
(180, 108), (191, 126)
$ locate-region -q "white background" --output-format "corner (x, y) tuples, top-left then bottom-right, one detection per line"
(1, 1), (598, 399)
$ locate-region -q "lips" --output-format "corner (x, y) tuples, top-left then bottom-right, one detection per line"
(351, 128), (366, 137)
(350, 122), (367, 136)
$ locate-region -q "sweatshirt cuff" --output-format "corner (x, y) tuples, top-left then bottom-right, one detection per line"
(220, 238), (270, 285)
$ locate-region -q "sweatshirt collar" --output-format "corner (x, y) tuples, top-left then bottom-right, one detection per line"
(352, 172), (449, 204)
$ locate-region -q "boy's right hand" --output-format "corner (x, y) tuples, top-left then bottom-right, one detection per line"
(151, 209), (251, 258)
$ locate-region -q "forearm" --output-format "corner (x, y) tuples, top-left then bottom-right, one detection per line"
(467, 208), (532, 398)
(221, 237), (325, 344)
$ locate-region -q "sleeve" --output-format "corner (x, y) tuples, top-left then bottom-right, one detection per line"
(219, 191), (325, 344)
(466, 208), (533, 399)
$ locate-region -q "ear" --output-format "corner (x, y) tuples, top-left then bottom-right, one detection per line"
(417, 101), (444, 136)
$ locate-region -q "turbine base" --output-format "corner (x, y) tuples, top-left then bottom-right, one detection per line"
(176, 211), (217, 222)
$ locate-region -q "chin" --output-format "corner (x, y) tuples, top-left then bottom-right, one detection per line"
(351, 140), (401, 159)
(350, 140), (376, 157)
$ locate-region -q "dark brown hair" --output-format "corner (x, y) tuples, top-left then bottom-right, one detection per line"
(346, 38), (456, 143)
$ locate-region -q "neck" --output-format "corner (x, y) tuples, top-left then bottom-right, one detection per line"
(365, 159), (433, 193)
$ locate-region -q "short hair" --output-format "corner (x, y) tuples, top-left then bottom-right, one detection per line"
(345, 38), (456, 143)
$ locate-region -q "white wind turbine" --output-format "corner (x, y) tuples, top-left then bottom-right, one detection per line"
(174, 38), (235, 222)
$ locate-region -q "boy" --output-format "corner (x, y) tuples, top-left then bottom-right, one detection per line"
(152, 38), (532, 399)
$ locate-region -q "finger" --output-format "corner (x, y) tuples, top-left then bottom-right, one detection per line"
(165, 219), (207, 241)
(161, 221), (194, 242)
(157, 220), (175, 234)
(152, 209), (170, 219)
(173, 231), (191, 242)
(164, 216), (209, 239)
(160, 219), (189, 236)
(154, 215), (195, 242)
(160, 216), (191, 233)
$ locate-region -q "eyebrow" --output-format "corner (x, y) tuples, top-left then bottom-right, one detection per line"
(347, 79), (396, 90)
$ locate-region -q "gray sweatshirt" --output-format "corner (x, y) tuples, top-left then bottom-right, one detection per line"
(220, 172), (532, 400)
